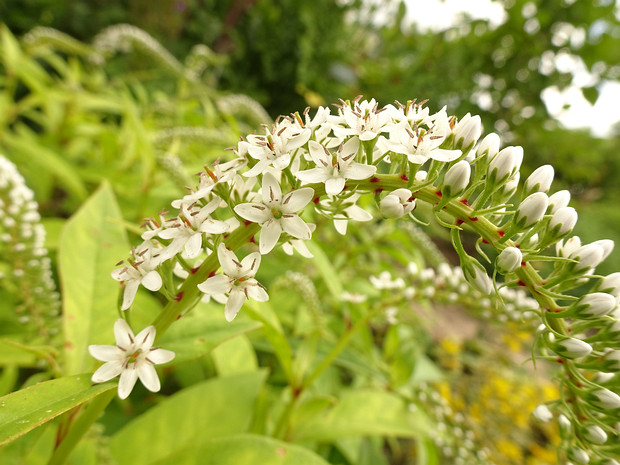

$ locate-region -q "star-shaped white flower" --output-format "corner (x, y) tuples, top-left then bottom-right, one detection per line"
(198, 243), (269, 321)
(244, 122), (311, 178)
(158, 197), (229, 260)
(296, 137), (376, 195)
(111, 241), (163, 310)
(234, 173), (314, 254)
(89, 319), (175, 399)
(333, 98), (394, 141)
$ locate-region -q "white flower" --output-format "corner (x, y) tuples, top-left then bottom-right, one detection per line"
(197, 243), (269, 321)
(524, 165), (554, 195)
(380, 111), (461, 164)
(333, 98), (393, 141)
(296, 137), (376, 195)
(452, 113), (481, 149)
(328, 194), (373, 235)
(158, 197), (229, 260)
(514, 192), (549, 229)
(234, 173), (314, 254)
(244, 122), (311, 177)
(380, 188), (415, 219)
(532, 404), (553, 422)
(89, 319), (175, 399)
(171, 165), (235, 209)
(496, 246), (522, 274)
(111, 241), (163, 310)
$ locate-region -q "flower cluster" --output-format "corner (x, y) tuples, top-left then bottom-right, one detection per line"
(95, 96), (620, 461)
(0, 155), (60, 340)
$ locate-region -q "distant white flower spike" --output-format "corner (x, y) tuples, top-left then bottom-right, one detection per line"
(89, 319), (175, 399)
(234, 173), (314, 254)
(198, 243), (269, 321)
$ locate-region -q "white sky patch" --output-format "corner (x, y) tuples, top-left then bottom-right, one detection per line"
(403, 0), (507, 31)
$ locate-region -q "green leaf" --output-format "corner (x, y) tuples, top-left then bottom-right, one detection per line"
(292, 388), (429, 441)
(150, 434), (330, 465)
(59, 182), (129, 375)
(0, 374), (116, 446)
(109, 371), (268, 465)
(306, 241), (343, 297)
(158, 303), (262, 364)
(211, 334), (258, 376)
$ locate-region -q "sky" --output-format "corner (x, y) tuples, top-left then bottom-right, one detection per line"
(399, 0), (620, 137)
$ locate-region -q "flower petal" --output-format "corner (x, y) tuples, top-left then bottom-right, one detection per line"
(118, 366), (139, 399)
(141, 270), (162, 292)
(134, 325), (156, 352)
(91, 361), (123, 383)
(240, 251), (261, 276)
(429, 148), (462, 162)
(147, 348), (175, 364)
(225, 291), (246, 321)
(198, 274), (232, 295)
(308, 140), (331, 166)
(89, 345), (122, 362)
(281, 215), (311, 240)
(121, 280), (140, 311)
(282, 187), (314, 213)
(259, 220), (282, 254)
(325, 177), (346, 195)
(137, 363), (161, 393)
(183, 233), (203, 259)
(295, 168), (329, 185)
(246, 284), (269, 302)
(261, 172), (282, 204)
(113, 319), (135, 349)
(344, 163), (377, 180)
(234, 203), (271, 223)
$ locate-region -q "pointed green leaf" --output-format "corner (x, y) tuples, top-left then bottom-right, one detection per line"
(151, 434), (330, 465)
(110, 371), (267, 465)
(0, 374), (116, 446)
(59, 182), (129, 375)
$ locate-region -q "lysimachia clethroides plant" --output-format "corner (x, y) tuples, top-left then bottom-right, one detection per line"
(103, 96), (619, 462)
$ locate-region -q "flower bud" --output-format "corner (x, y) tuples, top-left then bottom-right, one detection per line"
(547, 189), (571, 214)
(568, 447), (590, 465)
(558, 414), (572, 437)
(487, 146), (522, 185)
(599, 272), (620, 297)
(524, 165), (554, 196)
(442, 160), (471, 198)
(583, 424), (608, 444)
(476, 132), (500, 159)
(589, 388), (620, 410)
(463, 260), (493, 295)
(549, 335), (592, 358)
(414, 170), (428, 182)
(380, 188), (416, 219)
(514, 192), (549, 229)
(556, 236), (581, 257)
(570, 243), (605, 271)
(453, 114), (482, 151)
(547, 206), (577, 237)
(602, 350), (620, 371)
(496, 247), (522, 274)
(532, 404), (553, 422)
(592, 239), (614, 261)
(571, 292), (617, 319)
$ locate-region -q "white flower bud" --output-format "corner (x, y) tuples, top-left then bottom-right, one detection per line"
(463, 260), (493, 295)
(476, 132), (500, 158)
(592, 239), (614, 261)
(556, 236), (581, 257)
(554, 336), (593, 358)
(496, 247), (522, 274)
(524, 165), (554, 195)
(379, 188), (415, 219)
(590, 388), (620, 410)
(604, 350), (620, 370)
(453, 114), (482, 150)
(548, 189), (571, 213)
(600, 272), (620, 297)
(414, 170), (428, 182)
(515, 192), (549, 229)
(575, 292), (617, 318)
(568, 447), (590, 465)
(558, 414), (572, 435)
(548, 206), (577, 236)
(532, 404), (553, 422)
(487, 146), (522, 185)
(442, 160), (471, 197)
(570, 243), (605, 271)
